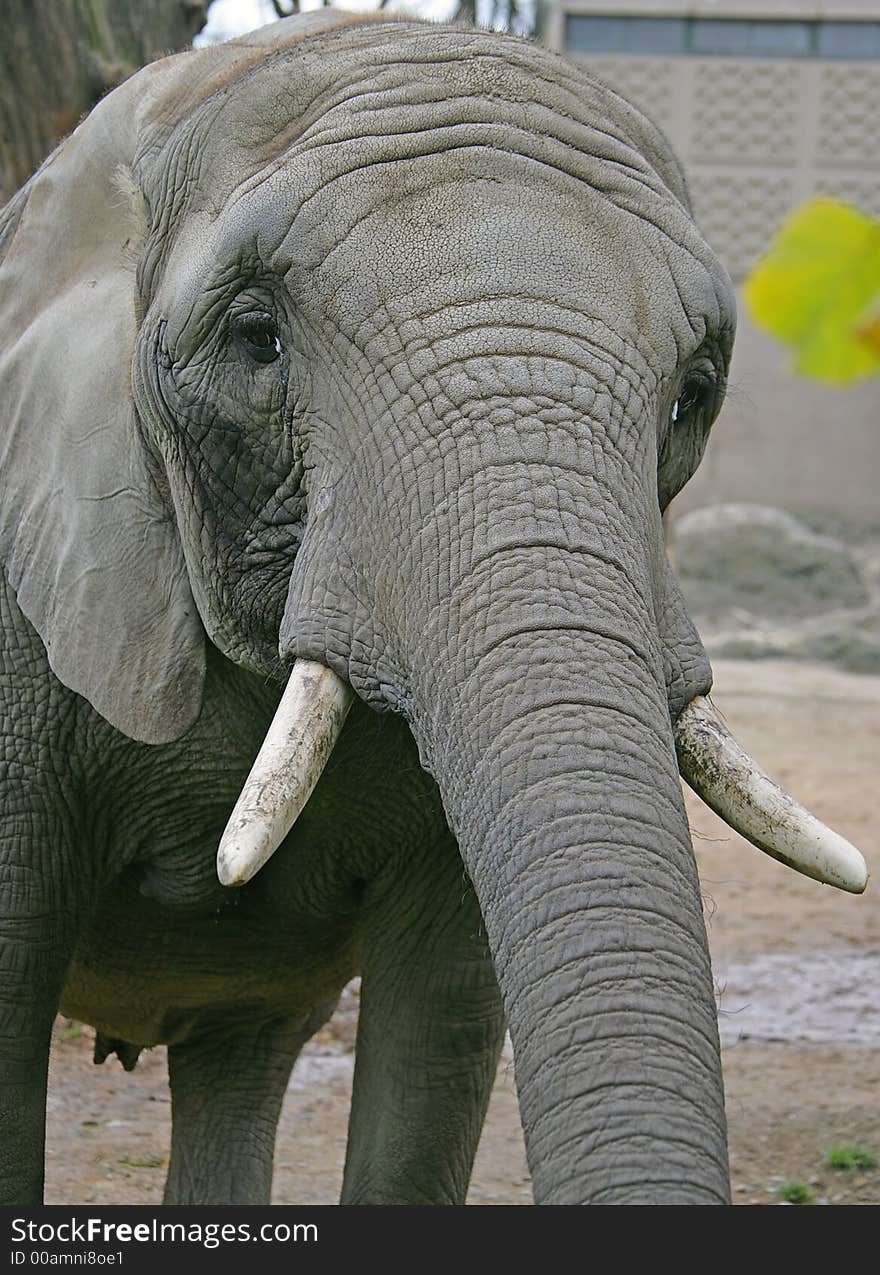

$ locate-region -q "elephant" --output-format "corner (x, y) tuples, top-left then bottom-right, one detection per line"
(0, 10), (867, 1206)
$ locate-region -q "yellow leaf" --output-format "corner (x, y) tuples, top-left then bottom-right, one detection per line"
(744, 197), (880, 384)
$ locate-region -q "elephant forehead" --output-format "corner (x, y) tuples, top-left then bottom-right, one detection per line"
(189, 22), (663, 167)
(296, 178), (683, 353)
(249, 160), (714, 373)
(162, 22), (684, 232)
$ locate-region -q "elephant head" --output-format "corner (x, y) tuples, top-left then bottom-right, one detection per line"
(0, 13), (866, 1204)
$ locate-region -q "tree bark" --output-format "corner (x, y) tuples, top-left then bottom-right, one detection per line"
(0, 0), (208, 203)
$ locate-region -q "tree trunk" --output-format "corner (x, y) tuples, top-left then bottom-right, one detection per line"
(0, 0), (208, 203)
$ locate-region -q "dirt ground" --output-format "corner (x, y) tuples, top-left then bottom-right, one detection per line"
(43, 658), (880, 1206)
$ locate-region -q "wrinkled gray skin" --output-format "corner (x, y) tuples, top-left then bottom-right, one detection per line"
(0, 12), (736, 1204)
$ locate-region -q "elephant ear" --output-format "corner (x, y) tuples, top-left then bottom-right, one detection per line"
(0, 72), (205, 745)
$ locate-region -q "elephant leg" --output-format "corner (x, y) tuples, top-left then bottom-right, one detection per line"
(0, 814), (84, 1204)
(0, 950), (65, 1205)
(341, 836), (505, 1205)
(164, 1007), (333, 1205)
(0, 1013), (55, 1205)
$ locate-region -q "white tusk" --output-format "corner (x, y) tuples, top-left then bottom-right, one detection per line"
(675, 695), (868, 895)
(217, 660), (353, 887)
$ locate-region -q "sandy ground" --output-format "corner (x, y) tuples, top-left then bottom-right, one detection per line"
(44, 658), (880, 1206)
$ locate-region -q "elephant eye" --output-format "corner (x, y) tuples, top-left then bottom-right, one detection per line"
(670, 372), (716, 430)
(232, 311), (282, 364)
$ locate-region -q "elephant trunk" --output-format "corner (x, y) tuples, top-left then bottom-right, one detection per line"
(403, 554), (728, 1203)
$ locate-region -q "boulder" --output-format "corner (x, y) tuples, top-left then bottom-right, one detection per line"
(674, 504), (869, 624)
(706, 605), (880, 675)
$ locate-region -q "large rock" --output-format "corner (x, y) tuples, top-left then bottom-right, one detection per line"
(674, 504), (869, 624)
(706, 605), (880, 675)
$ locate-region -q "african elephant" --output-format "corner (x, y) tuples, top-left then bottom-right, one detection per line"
(0, 10), (866, 1206)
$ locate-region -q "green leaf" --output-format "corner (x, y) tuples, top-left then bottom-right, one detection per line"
(744, 197), (880, 384)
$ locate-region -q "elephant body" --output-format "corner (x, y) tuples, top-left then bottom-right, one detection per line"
(4, 10), (837, 1205)
(3, 567), (495, 1202)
